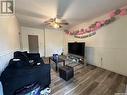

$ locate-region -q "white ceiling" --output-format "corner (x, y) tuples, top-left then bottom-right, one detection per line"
(15, 0), (127, 29)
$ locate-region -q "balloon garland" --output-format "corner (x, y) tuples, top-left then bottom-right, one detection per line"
(66, 7), (127, 38)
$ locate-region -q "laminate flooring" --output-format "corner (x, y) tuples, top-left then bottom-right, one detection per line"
(50, 64), (127, 95)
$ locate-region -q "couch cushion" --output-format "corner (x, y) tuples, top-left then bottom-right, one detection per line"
(14, 51), (29, 61)
(9, 59), (29, 68)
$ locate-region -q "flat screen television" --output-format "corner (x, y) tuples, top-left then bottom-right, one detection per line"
(68, 42), (85, 57)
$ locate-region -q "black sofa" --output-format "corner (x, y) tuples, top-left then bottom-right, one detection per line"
(0, 51), (51, 95)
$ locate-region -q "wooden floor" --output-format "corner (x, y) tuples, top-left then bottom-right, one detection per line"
(50, 64), (127, 95)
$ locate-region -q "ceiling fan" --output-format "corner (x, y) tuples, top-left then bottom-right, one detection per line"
(44, 17), (69, 29)
(43, 0), (74, 29)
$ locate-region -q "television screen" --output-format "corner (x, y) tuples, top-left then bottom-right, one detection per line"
(68, 42), (85, 57)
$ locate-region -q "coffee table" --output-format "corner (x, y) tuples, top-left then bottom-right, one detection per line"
(49, 57), (65, 71)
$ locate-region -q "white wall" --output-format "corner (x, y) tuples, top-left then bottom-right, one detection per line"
(0, 16), (20, 74)
(21, 27), (64, 57)
(21, 27), (44, 56)
(66, 15), (127, 76)
(45, 28), (64, 57)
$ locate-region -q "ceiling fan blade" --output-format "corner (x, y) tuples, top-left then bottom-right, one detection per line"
(59, 25), (62, 28)
(57, 0), (73, 18)
(49, 18), (55, 22)
(59, 22), (69, 25)
(44, 21), (52, 25)
(16, 9), (49, 19)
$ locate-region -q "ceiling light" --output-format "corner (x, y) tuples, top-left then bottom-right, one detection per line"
(44, 18), (69, 29)
(53, 23), (60, 28)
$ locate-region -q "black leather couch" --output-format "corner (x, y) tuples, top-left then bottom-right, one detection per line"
(0, 51), (51, 95)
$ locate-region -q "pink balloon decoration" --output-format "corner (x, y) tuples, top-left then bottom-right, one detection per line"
(87, 28), (90, 32)
(78, 29), (83, 34)
(93, 27), (97, 31)
(80, 32), (84, 35)
(75, 30), (79, 34)
(84, 29), (88, 33)
(77, 31), (84, 35)
(119, 9), (127, 16)
(68, 32), (70, 35)
(109, 11), (116, 17)
(70, 32), (74, 35)
(90, 28), (94, 31)
(84, 29), (87, 33)
(77, 32), (80, 35)
(81, 29), (84, 32)
(67, 7), (127, 38)
(96, 22), (101, 29)
(100, 20), (105, 25)
(66, 32), (68, 35)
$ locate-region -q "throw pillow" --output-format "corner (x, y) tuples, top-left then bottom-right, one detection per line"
(14, 51), (29, 62)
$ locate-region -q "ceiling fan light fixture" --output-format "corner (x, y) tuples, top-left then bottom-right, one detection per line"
(44, 17), (69, 29)
(53, 22), (60, 28)
(55, 18), (61, 23)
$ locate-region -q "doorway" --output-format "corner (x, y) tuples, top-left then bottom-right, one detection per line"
(28, 35), (39, 53)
